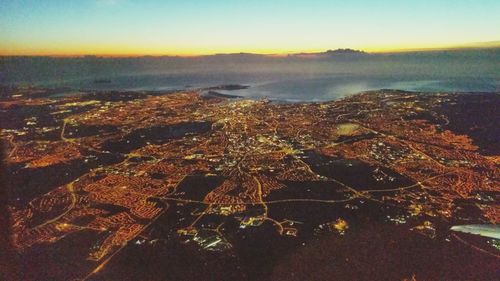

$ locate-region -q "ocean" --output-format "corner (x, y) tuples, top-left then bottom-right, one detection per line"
(1, 49), (499, 101)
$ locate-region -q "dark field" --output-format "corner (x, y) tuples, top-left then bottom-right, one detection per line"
(1, 88), (499, 281)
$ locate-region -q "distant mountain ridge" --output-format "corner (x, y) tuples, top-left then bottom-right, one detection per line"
(325, 48), (367, 55)
(290, 48), (368, 58)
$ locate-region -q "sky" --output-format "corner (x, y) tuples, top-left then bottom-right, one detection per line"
(1, 0), (500, 56)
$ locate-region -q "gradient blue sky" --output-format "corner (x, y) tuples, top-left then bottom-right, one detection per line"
(1, 0), (499, 55)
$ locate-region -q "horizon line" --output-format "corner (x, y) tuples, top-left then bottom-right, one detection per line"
(1, 42), (499, 58)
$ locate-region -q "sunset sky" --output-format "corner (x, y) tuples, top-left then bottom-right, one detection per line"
(1, 0), (499, 56)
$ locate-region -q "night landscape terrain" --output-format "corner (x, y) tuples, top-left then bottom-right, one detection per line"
(1, 86), (499, 280)
(1, 1), (500, 280)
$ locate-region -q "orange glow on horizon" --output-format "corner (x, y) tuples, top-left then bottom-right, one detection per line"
(1, 42), (499, 57)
